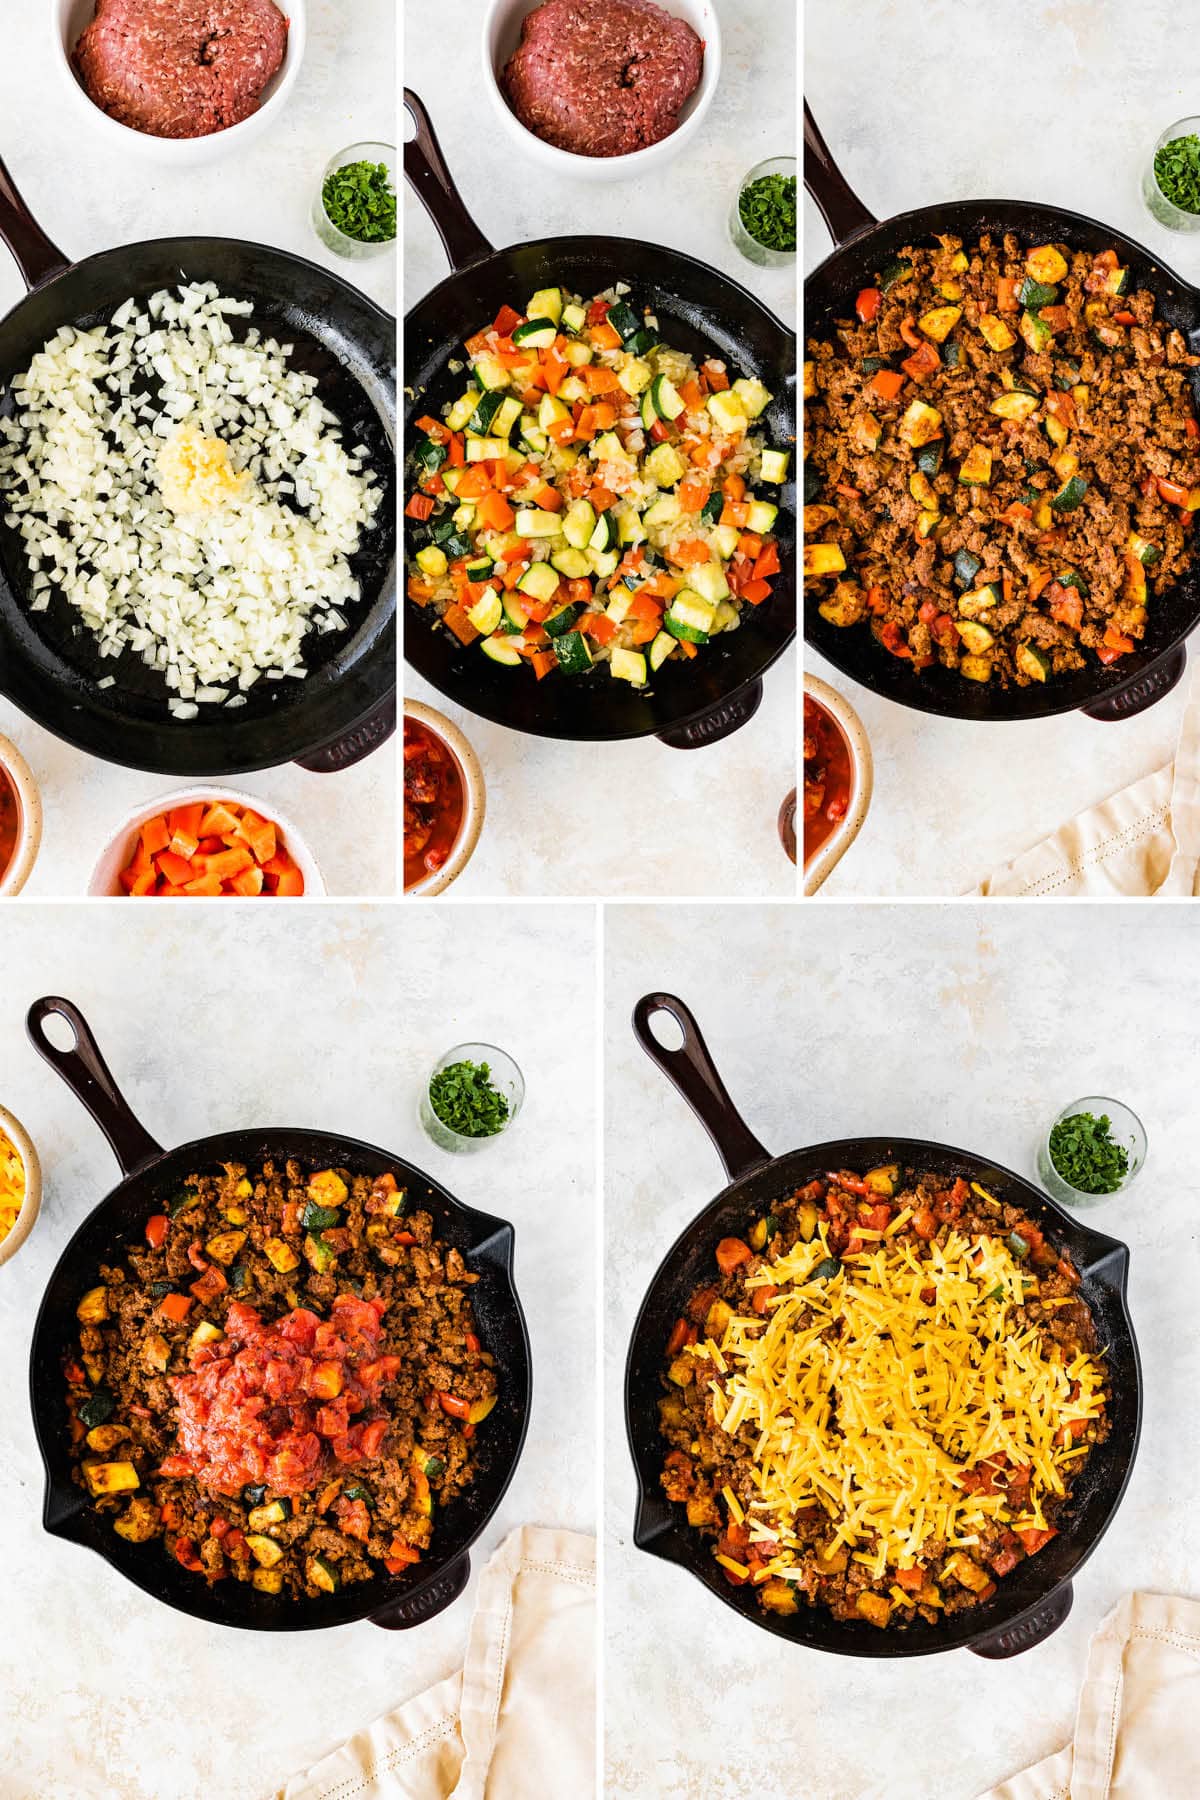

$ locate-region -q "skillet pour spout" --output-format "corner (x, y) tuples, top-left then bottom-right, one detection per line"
(26, 996), (532, 1633)
(625, 990), (1142, 1658)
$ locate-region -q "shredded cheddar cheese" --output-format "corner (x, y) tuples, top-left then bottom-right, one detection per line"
(0, 1126), (25, 1244)
(691, 1226), (1106, 1579)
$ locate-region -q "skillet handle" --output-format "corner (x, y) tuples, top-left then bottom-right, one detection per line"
(632, 993), (771, 1182)
(368, 1554), (471, 1629)
(969, 1584), (1073, 1659)
(26, 998), (163, 1178)
(293, 689), (396, 772)
(0, 155), (71, 291)
(803, 102), (878, 249)
(403, 90), (494, 272)
(1082, 644), (1187, 721)
(656, 679), (763, 749)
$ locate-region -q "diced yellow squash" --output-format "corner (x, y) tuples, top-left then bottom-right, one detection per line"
(245, 1533), (285, 1568)
(143, 1333), (171, 1373)
(234, 1178), (253, 1198)
(908, 470), (938, 510)
(1026, 244), (1068, 285)
(956, 620), (995, 654)
(468, 1393), (498, 1425)
(1016, 643), (1051, 683)
(798, 1199), (819, 1241)
(978, 313), (1016, 353)
(958, 444), (993, 486)
(815, 1542), (849, 1573)
(308, 1170), (348, 1207)
(856, 1591), (892, 1628)
(205, 1230), (247, 1266)
(76, 1286), (108, 1324)
(113, 1497), (161, 1542)
(804, 543), (847, 578)
(947, 251), (969, 274)
(853, 410), (883, 452)
(945, 1551), (992, 1593)
(864, 1164), (899, 1197)
(803, 360), (817, 399)
(818, 580), (866, 627)
(223, 1205), (248, 1225)
(264, 1237), (300, 1273)
(897, 399), (943, 448)
(990, 390), (1039, 421)
(83, 1460), (139, 1498)
(960, 653), (993, 682)
(668, 1356), (694, 1387)
(188, 1320), (224, 1358)
(803, 504), (838, 531)
(919, 305), (962, 343)
(253, 1567), (285, 1594)
(1033, 498), (1053, 530)
(83, 1353), (105, 1385)
(86, 1423), (127, 1453)
(705, 1298), (733, 1338)
(760, 1578), (799, 1615)
(939, 280), (963, 301)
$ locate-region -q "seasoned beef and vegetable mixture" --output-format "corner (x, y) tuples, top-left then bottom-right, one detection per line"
(659, 1166), (1108, 1629)
(805, 234), (1200, 686)
(66, 1160), (497, 1599)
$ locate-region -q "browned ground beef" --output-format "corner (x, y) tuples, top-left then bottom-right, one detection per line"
(65, 1159), (497, 1600)
(805, 232), (1198, 687)
(74, 0), (288, 139)
(502, 0), (703, 157)
(658, 1167), (1108, 1629)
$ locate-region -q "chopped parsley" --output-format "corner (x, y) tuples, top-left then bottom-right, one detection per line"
(1154, 133), (1200, 215)
(1048, 1111), (1131, 1195)
(321, 160), (397, 244)
(738, 173), (797, 253)
(428, 1059), (510, 1140)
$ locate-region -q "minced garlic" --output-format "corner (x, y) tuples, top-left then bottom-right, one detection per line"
(0, 1127), (25, 1244)
(156, 423), (247, 514)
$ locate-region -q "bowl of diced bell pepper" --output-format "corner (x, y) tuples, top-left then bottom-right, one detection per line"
(88, 787), (324, 898)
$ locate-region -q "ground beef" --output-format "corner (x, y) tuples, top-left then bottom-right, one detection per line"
(502, 0), (703, 158)
(659, 1167), (1108, 1630)
(64, 1159), (497, 1601)
(805, 232), (1198, 687)
(74, 0), (288, 140)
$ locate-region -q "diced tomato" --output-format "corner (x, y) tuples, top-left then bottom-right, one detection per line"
(715, 1237), (751, 1275)
(405, 493), (435, 520)
(855, 287), (881, 323)
(145, 1214), (169, 1250)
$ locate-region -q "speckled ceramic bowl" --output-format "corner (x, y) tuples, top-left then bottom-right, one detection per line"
(803, 674), (873, 897)
(0, 734), (43, 897)
(87, 786), (325, 897)
(0, 1103), (42, 1269)
(404, 701), (486, 897)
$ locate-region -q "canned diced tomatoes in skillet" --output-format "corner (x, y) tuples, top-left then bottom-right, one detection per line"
(659, 1167), (1108, 1628)
(66, 1160), (498, 1598)
(805, 233), (1200, 687)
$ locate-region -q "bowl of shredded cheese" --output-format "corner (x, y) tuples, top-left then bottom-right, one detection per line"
(0, 1104), (41, 1269)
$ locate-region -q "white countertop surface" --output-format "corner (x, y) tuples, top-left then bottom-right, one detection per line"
(0, 1), (397, 898)
(805, 0), (1199, 897)
(0, 902), (595, 1800)
(403, 0), (797, 898)
(604, 900), (1199, 1800)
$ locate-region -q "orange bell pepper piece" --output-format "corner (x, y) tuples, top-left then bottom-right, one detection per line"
(669, 539), (715, 567)
(588, 322), (622, 351)
(476, 489), (515, 531)
(740, 578), (772, 605)
(588, 485), (617, 511)
(141, 814), (170, 856)
(583, 365), (622, 394)
(159, 1292), (192, 1322)
(752, 541), (780, 580)
(442, 603), (480, 647)
(530, 650), (557, 680)
(678, 477), (709, 511)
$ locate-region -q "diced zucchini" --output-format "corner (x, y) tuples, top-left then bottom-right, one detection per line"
(480, 634), (523, 667)
(731, 376), (772, 418)
(248, 1500), (291, 1531)
(252, 1568), (284, 1594)
(644, 443), (686, 487)
(473, 354), (510, 391)
(665, 593), (717, 642)
(491, 395), (522, 438)
(919, 305), (962, 343)
(465, 436), (507, 462)
(563, 339), (593, 367)
(898, 400), (943, 447)
(1026, 245), (1069, 285)
(445, 390), (480, 432)
(562, 498), (597, 549)
(712, 522), (740, 559)
(587, 547), (619, 577)
(1051, 474), (1088, 511)
(549, 546), (591, 578)
(592, 431), (630, 467)
(537, 392), (571, 432)
(687, 560), (731, 605)
(880, 258), (913, 291)
(514, 507), (563, 538)
(561, 300), (587, 334)
(467, 585), (503, 634)
(188, 1320), (224, 1359)
(960, 653), (993, 682)
(246, 1533), (285, 1568)
(510, 318), (556, 350)
(804, 543), (847, 577)
(759, 447), (790, 483)
(959, 582), (1002, 618)
(915, 511), (940, 540)
(1129, 530), (1162, 567)
(650, 373), (685, 421)
(990, 390), (1039, 421)
(958, 445), (994, 486)
(527, 286), (563, 324)
(543, 601), (583, 639)
(610, 647), (648, 685)
(1016, 275), (1059, 311)
(464, 556), (493, 583)
(978, 313), (1016, 353)
(1104, 265), (1130, 297)
(589, 509), (618, 551)
(642, 494), (681, 529)
(517, 561), (561, 602)
(648, 630), (675, 672)
(518, 416), (548, 454)
(1016, 643), (1051, 683)
(1020, 310), (1053, 353)
(744, 499), (778, 535)
(605, 585), (635, 624)
(552, 630), (593, 674)
(1045, 412), (1070, 449)
(956, 620), (995, 653)
(909, 470), (938, 509)
(466, 389), (504, 435)
(706, 390), (748, 436)
(264, 1237), (299, 1273)
(309, 1555), (339, 1594)
(606, 300), (642, 342)
(916, 440), (944, 476)
(616, 505), (645, 546)
(412, 436), (447, 476)
(304, 1233), (337, 1275)
(712, 599), (739, 633)
(853, 411), (883, 452)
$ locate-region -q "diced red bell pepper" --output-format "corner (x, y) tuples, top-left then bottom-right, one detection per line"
(855, 287), (881, 323)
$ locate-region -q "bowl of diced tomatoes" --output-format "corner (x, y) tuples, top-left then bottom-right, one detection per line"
(88, 787), (324, 898)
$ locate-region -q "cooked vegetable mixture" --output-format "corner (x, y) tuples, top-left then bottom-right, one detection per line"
(406, 284), (790, 685)
(659, 1166), (1108, 1629)
(66, 1160), (497, 1599)
(805, 235), (1200, 685)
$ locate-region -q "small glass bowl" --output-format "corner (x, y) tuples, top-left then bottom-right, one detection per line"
(1036, 1096), (1147, 1209)
(418, 1042), (525, 1155)
(311, 140), (397, 261)
(1142, 117), (1200, 233)
(729, 155), (797, 269)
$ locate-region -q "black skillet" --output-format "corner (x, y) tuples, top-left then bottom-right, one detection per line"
(804, 101), (1200, 724)
(403, 90), (796, 749)
(0, 159), (396, 775)
(625, 993), (1141, 1659)
(26, 997), (531, 1633)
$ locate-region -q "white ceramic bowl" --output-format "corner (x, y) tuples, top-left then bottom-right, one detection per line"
(803, 674), (874, 898)
(482, 0), (721, 182)
(0, 1103), (42, 1270)
(53, 0), (306, 167)
(0, 734), (43, 897)
(87, 784), (325, 897)
(404, 702), (486, 898)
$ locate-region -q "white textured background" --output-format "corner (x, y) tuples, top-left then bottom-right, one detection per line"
(0, 903), (595, 1799)
(604, 900), (1200, 1800)
(403, 0), (796, 896)
(806, 0), (1200, 897)
(0, 1), (397, 897)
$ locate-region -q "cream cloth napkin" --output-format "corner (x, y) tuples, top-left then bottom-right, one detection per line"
(976, 1592), (1200, 1800)
(270, 1526), (595, 1800)
(972, 661), (1200, 897)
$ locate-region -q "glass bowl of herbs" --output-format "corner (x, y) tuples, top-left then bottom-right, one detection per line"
(1143, 118), (1200, 233)
(312, 141), (397, 260)
(729, 156), (797, 269)
(418, 1043), (524, 1155)
(1036, 1098), (1146, 1209)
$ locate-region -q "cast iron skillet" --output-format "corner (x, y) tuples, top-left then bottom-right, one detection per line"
(0, 158), (396, 775)
(403, 90), (796, 750)
(26, 997), (531, 1633)
(804, 101), (1200, 725)
(624, 993), (1141, 1659)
